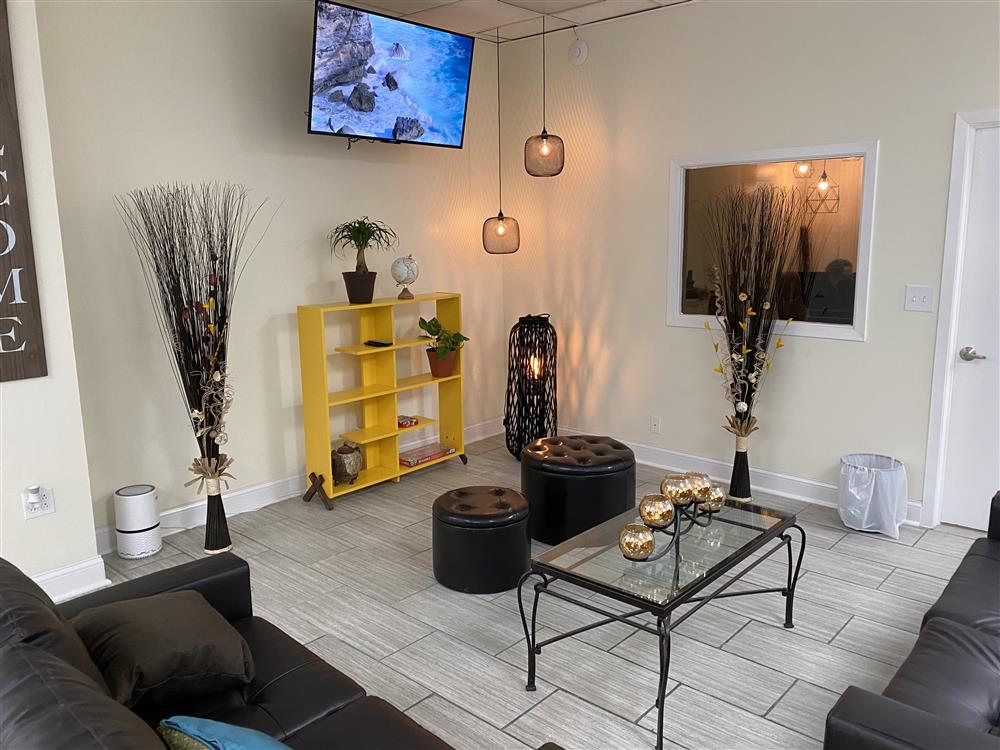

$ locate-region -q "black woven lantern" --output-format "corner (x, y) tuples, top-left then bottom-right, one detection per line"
(504, 314), (557, 458)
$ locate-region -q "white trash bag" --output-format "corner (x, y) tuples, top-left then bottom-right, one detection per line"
(838, 453), (907, 539)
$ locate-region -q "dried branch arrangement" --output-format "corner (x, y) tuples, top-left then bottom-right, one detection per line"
(117, 182), (269, 552)
(702, 184), (804, 500)
(703, 184), (805, 435)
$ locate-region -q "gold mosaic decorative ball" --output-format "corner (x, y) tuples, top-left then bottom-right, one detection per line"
(660, 473), (695, 506)
(638, 494), (675, 529)
(685, 471), (713, 499)
(619, 523), (655, 561)
(698, 484), (727, 513)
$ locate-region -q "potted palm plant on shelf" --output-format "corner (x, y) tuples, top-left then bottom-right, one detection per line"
(419, 317), (468, 378)
(328, 217), (398, 304)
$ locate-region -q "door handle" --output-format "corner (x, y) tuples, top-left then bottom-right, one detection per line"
(959, 346), (987, 361)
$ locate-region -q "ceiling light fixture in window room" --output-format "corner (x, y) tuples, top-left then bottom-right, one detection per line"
(807, 159), (840, 214)
(524, 16), (564, 177)
(484, 28), (520, 254)
(792, 160), (813, 178)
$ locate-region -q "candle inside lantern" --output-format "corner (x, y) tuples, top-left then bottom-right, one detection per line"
(530, 353), (541, 379)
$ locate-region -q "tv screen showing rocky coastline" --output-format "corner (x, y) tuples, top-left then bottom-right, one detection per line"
(309, 2), (475, 147)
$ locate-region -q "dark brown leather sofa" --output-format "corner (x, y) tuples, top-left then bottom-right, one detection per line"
(0, 552), (563, 749)
(824, 491), (1000, 749)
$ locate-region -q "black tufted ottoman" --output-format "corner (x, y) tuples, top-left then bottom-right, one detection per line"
(432, 486), (530, 594)
(521, 436), (636, 545)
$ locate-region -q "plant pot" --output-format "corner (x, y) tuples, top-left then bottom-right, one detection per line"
(342, 271), (377, 304)
(426, 348), (457, 378)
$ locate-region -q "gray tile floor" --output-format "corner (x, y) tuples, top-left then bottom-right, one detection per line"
(103, 435), (975, 750)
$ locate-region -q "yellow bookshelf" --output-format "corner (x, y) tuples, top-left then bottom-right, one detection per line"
(297, 292), (465, 507)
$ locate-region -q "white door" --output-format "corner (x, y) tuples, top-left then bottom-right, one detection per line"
(936, 118), (1000, 529)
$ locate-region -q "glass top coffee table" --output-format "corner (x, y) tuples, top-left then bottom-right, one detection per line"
(516, 500), (806, 750)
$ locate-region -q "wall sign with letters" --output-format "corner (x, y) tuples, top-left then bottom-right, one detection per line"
(0, 1), (47, 381)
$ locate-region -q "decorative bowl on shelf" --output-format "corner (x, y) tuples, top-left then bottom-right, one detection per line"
(331, 442), (362, 486)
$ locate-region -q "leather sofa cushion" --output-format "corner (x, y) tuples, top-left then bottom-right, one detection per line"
(72, 590), (255, 708)
(0, 556), (109, 693)
(969, 537), (1000, 563)
(133, 616), (365, 740)
(884, 617), (1000, 732)
(285, 696), (453, 750)
(433, 486), (529, 528)
(0, 643), (162, 749)
(924, 551), (1000, 636)
(522, 436), (635, 476)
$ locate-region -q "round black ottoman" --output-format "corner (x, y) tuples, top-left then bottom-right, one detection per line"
(521, 436), (635, 545)
(432, 486), (530, 594)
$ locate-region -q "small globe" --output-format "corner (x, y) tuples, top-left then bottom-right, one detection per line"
(391, 255), (419, 287)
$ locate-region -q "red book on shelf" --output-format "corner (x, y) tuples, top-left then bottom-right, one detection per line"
(399, 443), (456, 468)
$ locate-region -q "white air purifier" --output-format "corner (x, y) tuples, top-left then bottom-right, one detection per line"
(114, 484), (162, 559)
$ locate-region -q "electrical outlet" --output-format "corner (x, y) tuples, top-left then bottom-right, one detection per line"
(650, 415), (662, 435)
(21, 486), (55, 520)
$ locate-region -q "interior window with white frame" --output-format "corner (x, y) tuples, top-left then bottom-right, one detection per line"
(667, 142), (877, 341)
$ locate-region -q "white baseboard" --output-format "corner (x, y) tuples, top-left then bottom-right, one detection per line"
(96, 473), (305, 556)
(561, 426), (925, 526)
(33, 556), (110, 603)
(96, 416), (506, 555)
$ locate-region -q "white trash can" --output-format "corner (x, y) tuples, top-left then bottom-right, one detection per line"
(838, 454), (907, 539)
(114, 484), (162, 559)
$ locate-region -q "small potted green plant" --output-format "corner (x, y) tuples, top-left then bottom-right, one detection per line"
(419, 317), (468, 378)
(328, 217), (398, 304)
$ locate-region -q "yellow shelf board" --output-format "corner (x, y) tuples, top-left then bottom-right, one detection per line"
(340, 416), (436, 445)
(396, 372), (460, 392)
(299, 292), (460, 314)
(327, 374), (458, 407)
(327, 382), (396, 407)
(327, 465), (399, 498)
(398, 451), (462, 475)
(334, 335), (432, 356)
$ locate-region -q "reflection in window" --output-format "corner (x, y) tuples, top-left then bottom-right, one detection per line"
(681, 156), (864, 325)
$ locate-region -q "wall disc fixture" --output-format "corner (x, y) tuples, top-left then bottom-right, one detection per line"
(569, 38), (588, 66)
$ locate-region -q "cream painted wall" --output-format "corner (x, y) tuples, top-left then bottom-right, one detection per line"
(1, 0), (101, 576)
(498, 0), (1000, 503)
(27, 0), (1000, 542)
(34, 0), (505, 528)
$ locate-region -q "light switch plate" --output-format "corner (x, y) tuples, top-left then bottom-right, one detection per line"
(904, 284), (934, 312)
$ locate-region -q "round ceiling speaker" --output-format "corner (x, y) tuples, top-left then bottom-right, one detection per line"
(569, 38), (588, 66)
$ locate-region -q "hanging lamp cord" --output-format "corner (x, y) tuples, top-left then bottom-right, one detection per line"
(541, 16), (547, 130)
(496, 28), (503, 212)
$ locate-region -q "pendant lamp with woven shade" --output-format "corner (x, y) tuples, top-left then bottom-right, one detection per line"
(524, 16), (564, 177)
(483, 29), (520, 254)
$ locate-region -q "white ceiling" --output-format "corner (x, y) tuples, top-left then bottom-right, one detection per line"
(352, 0), (691, 41)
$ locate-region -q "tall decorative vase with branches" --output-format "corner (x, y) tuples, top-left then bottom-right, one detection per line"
(118, 183), (268, 553)
(703, 184), (804, 501)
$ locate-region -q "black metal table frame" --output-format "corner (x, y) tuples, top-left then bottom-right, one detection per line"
(516, 518), (806, 750)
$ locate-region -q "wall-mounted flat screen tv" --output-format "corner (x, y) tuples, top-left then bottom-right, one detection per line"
(308, 1), (475, 148)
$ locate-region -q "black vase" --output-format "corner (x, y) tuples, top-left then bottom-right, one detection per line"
(204, 492), (233, 554)
(728, 439), (752, 502)
(343, 271), (376, 304)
